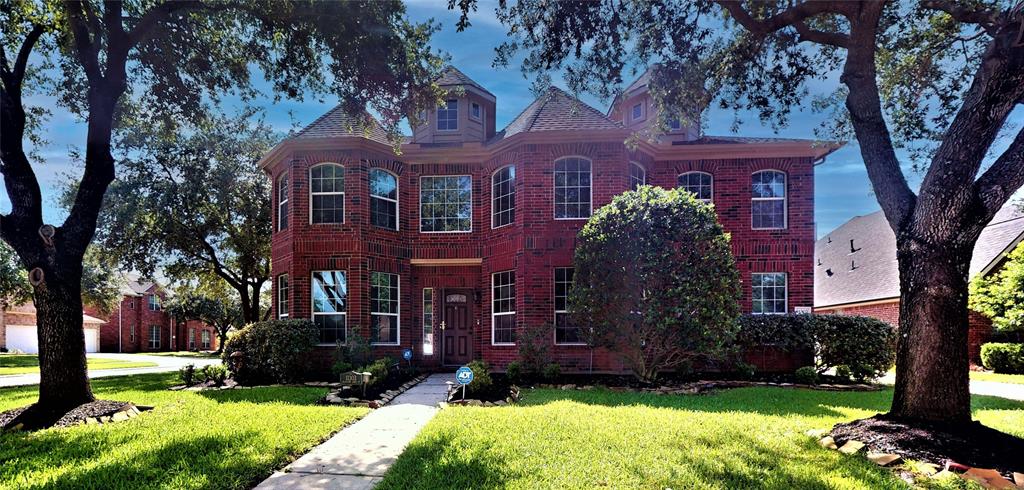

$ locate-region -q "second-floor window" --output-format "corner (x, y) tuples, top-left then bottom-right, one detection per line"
(752, 170), (787, 229)
(438, 99), (458, 130)
(277, 173), (289, 231)
(278, 274), (289, 319)
(312, 270), (347, 344)
(629, 162), (646, 191)
(492, 166), (515, 228)
(310, 163), (345, 224)
(370, 272), (399, 345)
(678, 172), (713, 202)
(148, 294), (160, 311)
(420, 176), (472, 232)
(554, 157), (592, 219)
(370, 169), (399, 230)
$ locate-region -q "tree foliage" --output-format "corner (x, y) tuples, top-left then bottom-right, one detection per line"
(0, 242), (32, 309)
(79, 246), (121, 316)
(970, 242), (1024, 332)
(570, 186), (741, 383)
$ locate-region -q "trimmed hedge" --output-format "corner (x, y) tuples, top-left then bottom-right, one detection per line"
(222, 319), (320, 385)
(980, 343), (1024, 374)
(736, 314), (896, 381)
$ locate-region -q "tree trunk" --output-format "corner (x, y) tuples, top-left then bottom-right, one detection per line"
(34, 270), (95, 413)
(889, 238), (974, 422)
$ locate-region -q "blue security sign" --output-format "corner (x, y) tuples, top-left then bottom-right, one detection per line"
(455, 366), (474, 385)
(402, 348), (413, 361)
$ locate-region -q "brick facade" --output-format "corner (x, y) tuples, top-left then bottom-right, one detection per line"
(90, 287), (219, 353)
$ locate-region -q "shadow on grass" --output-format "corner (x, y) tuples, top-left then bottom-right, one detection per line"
(376, 432), (515, 490)
(198, 386), (329, 406)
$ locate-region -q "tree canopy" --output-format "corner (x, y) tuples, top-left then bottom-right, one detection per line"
(0, 242), (32, 310)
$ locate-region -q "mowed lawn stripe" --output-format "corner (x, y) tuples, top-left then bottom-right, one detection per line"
(377, 387), (1024, 489)
(0, 355), (157, 376)
(0, 373), (368, 490)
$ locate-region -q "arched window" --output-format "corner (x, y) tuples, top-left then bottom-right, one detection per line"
(678, 171), (713, 202)
(492, 165), (516, 228)
(629, 162), (645, 191)
(370, 169), (398, 230)
(310, 163), (345, 224)
(554, 157), (592, 219)
(277, 172), (289, 231)
(751, 170), (786, 229)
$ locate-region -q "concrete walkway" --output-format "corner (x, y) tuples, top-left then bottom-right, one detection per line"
(0, 353), (221, 388)
(878, 372), (1024, 401)
(256, 373), (450, 489)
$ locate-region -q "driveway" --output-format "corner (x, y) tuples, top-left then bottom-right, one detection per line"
(878, 372), (1024, 401)
(0, 353), (221, 388)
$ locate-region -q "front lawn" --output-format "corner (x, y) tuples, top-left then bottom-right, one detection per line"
(379, 387), (1024, 489)
(0, 355), (157, 376)
(0, 373), (367, 489)
(970, 371), (1024, 385)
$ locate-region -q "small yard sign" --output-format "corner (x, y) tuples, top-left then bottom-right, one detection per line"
(402, 348), (413, 361)
(456, 366), (474, 385)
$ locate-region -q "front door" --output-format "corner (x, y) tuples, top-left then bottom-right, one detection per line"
(442, 290), (473, 366)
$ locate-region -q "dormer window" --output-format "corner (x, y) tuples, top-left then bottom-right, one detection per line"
(631, 103), (643, 121)
(668, 118), (682, 131)
(438, 99), (458, 131)
(471, 102), (482, 120)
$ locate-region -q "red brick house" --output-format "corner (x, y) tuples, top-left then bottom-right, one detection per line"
(262, 67), (839, 373)
(814, 204), (1024, 364)
(92, 275), (219, 353)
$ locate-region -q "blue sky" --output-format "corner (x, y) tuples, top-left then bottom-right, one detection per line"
(2, 0), (1020, 237)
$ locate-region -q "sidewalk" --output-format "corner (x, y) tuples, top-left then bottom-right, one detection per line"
(878, 372), (1024, 401)
(255, 373), (450, 489)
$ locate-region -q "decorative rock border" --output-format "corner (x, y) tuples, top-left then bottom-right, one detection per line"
(531, 380), (881, 395)
(442, 385), (521, 407)
(321, 374), (430, 409)
(84, 404), (153, 426)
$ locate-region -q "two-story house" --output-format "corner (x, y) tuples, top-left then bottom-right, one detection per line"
(261, 67), (840, 373)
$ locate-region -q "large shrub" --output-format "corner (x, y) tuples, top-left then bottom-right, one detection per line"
(735, 313), (895, 381)
(980, 343), (1024, 374)
(222, 319), (319, 385)
(571, 186), (741, 383)
(970, 242), (1024, 332)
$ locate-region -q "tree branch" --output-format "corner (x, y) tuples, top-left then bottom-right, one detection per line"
(792, 19), (849, 48)
(975, 126), (1024, 218)
(716, 0), (852, 39)
(921, 0), (1000, 35)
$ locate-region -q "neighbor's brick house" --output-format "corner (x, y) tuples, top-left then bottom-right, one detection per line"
(814, 205), (1024, 365)
(262, 67), (840, 373)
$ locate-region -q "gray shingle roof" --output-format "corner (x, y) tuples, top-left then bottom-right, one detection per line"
(814, 204), (1024, 308)
(492, 86), (622, 142)
(292, 105), (392, 146)
(437, 66), (494, 97)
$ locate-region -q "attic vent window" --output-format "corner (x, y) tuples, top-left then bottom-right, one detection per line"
(470, 102), (481, 120)
(438, 99), (458, 131)
(631, 103), (643, 120)
(849, 239), (861, 254)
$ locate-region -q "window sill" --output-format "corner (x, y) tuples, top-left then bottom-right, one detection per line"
(554, 342), (588, 347)
(491, 342), (516, 347)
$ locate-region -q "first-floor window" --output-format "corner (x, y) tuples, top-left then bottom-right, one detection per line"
(629, 163), (645, 191)
(188, 328), (196, 350)
(678, 171), (713, 202)
(312, 270), (347, 344)
(554, 268), (582, 344)
(201, 330), (211, 350)
(129, 324), (136, 343)
(492, 271), (516, 344)
(148, 325), (161, 350)
(370, 272), (399, 345)
(422, 288), (435, 356)
(752, 272), (787, 314)
(278, 274), (290, 319)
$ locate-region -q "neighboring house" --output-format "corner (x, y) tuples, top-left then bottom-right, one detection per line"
(262, 66), (840, 373)
(814, 204), (1024, 364)
(0, 302), (105, 354)
(89, 274), (219, 353)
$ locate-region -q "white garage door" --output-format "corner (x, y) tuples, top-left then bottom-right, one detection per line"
(6, 325), (39, 354)
(5, 326), (100, 354)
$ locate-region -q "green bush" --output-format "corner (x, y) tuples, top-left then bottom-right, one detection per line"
(179, 364), (196, 386)
(542, 362), (561, 380)
(466, 360), (493, 394)
(363, 357), (394, 387)
(332, 331), (372, 378)
(795, 366), (819, 385)
(734, 361), (756, 380)
(201, 364), (228, 385)
(222, 319), (319, 385)
(518, 324), (551, 376)
(980, 343), (1024, 374)
(834, 365), (852, 382)
(735, 314), (815, 351)
(505, 360), (523, 384)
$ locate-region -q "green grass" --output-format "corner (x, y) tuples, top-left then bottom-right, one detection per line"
(0, 355), (157, 376)
(0, 373), (368, 489)
(144, 352), (220, 359)
(378, 387), (1024, 490)
(970, 371), (1024, 385)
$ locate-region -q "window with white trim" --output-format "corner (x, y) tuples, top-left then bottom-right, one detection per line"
(148, 325), (161, 350)
(370, 169), (398, 230)
(148, 294), (160, 311)
(422, 288), (434, 356)
(420, 176), (472, 232)
(277, 173), (289, 231)
(554, 157), (592, 219)
(312, 270), (347, 344)
(678, 172), (713, 202)
(129, 324), (136, 343)
(278, 274), (289, 319)
(629, 162), (645, 191)
(752, 170), (787, 229)
(471, 102), (482, 120)
(201, 330), (211, 350)
(668, 118), (683, 131)
(370, 272), (399, 345)
(188, 328), (196, 350)
(310, 163), (345, 224)
(492, 271), (516, 344)
(438, 99), (458, 130)
(752, 272), (788, 314)
(631, 103), (643, 120)
(554, 267), (582, 344)
(491, 166), (515, 228)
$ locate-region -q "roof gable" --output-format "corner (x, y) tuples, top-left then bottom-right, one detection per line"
(436, 66), (494, 98)
(494, 87), (622, 141)
(292, 105), (392, 146)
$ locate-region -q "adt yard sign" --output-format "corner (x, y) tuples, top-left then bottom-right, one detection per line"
(455, 366), (474, 386)
(402, 348), (413, 361)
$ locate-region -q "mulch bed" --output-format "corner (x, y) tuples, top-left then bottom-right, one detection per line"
(1, 400), (133, 431)
(830, 415), (1024, 475)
